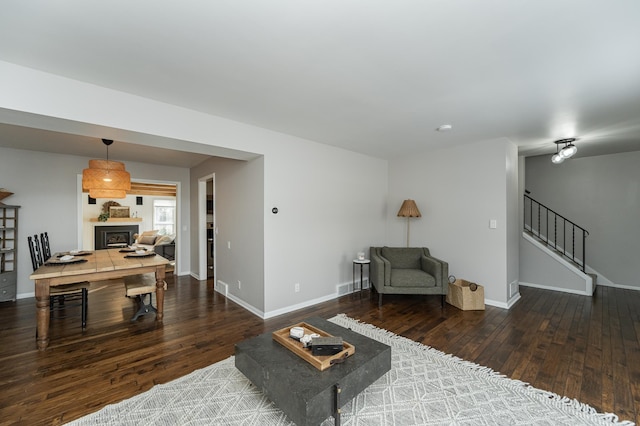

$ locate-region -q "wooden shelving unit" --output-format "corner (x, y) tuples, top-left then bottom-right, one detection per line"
(0, 204), (20, 302)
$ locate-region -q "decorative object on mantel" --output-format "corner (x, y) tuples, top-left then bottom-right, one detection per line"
(97, 201), (120, 222)
(91, 217), (142, 223)
(82, 139), (131, 199)
(397, 199), (421, 247)
(0, 188), (13, 205)
(109, 206), (130, 218)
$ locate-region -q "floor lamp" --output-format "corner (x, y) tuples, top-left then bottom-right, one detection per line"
(397, 199), (421, 247)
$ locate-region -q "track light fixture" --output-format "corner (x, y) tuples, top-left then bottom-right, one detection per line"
(551, 138), (577, 164)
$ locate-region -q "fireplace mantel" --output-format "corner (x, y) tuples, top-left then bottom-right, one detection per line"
(89, 218), (142, 222)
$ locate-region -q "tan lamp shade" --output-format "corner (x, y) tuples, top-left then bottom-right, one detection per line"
(88, 188), (128, 199)
(82, 159), (131, 199)
(397, 199), (421, 247)
(397, 199), (421, 218)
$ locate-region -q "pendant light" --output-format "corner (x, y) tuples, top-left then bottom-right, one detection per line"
(82, 139), (131, 199)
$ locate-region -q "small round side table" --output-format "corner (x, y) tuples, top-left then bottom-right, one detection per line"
(352, 259), (370, 296)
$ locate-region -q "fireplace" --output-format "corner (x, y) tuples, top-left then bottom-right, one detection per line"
(94, 225), (139, 250)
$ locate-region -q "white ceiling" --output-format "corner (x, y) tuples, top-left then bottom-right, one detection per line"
(1, 0), (640, 163)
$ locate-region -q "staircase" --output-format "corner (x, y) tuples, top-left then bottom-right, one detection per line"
(522, 195), (596, 295)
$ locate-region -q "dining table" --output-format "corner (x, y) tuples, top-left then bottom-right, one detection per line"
(29, 248), (169, 350)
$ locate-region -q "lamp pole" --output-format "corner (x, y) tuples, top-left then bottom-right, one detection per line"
(397, 199), (421, 248)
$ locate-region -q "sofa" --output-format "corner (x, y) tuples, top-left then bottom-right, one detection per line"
(370, 246), (449, 307)
(133, 230), (176, 260)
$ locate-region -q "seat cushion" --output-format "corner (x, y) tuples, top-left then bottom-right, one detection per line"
(380, 247), (423, 269)
(389, 269), (436, 287)
(124, 274), (165, 296)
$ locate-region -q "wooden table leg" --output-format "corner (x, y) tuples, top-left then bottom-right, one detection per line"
(155, 265), (166, 322)
(35, 279), (51, 350)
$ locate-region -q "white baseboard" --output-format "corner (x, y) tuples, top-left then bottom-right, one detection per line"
(16, 292), (35, 300)
(263, 292), (341, 319)
(594, 281), (640, 291)
(519, 281), (591, 296)
(214, 280), (265, 318)
(484, 298), (509, 309)
(226, 293), (265, 318)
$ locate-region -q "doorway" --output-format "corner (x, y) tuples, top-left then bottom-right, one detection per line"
(198, 174), (215, 282)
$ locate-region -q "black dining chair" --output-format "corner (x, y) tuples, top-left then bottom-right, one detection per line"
(28, 235), (88, 329)
(40, 232), (51, 260)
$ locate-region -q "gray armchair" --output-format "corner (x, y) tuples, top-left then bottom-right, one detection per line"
(370, 246), (449, 307)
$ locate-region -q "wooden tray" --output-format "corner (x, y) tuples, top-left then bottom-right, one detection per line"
(272, 322), (355, 371)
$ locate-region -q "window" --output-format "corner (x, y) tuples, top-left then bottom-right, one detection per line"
(153, 199), (176, 235)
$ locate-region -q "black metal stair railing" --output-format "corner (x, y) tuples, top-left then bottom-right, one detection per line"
(523, 194), (589, 272)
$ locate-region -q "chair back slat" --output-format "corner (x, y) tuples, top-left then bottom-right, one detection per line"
(28, 235), (45, 272)
(40, 232), (51, 260)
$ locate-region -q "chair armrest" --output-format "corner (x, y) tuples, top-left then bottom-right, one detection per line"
(421, 255), (449, 291)
(420, 255), (441, 281)
(429, 255), (449, 283)
(370, 248), (390, 287)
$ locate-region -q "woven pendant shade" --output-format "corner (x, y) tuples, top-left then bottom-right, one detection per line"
(397, 199), (421, 217)
(81, 140), (131, 199)
(88, 188), (128, 199)
(87, 159), (126, 171)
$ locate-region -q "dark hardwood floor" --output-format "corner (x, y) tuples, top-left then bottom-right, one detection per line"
(1, 276), (639, 425)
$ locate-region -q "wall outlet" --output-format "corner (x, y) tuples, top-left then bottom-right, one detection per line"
(294, 283), (300, 293)
(238, 280), (241, 289)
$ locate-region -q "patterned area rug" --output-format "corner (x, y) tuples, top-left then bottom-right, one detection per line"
(68, 314), (634, 425)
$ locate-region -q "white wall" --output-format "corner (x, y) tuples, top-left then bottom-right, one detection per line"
(505, 141), (520, 301)
(191, 143), (388, 316)
(0, 61), (388, 316)
(0, 146), (190, 297)
(262, 139), (388, 315)
(525, 151), (640, 288)
(520, 233), (591, 294)
(191, 156), (265, 312)
(387, 138), (518, 306)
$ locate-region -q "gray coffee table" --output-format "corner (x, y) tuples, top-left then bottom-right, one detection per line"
(235, 316), (391, 426)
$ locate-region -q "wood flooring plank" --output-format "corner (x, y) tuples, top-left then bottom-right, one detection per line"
(0, 280), (638, 425)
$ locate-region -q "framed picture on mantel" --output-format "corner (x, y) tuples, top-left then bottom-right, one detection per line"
(109, 206), (130, 218)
